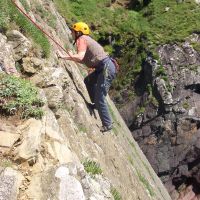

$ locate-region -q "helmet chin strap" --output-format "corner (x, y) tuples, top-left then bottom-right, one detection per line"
(73, 31), (83, 45)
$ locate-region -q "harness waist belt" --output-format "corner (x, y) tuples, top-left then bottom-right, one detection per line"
(95, 57), (110, 71)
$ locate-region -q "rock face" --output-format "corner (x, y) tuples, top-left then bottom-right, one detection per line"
(0, 0), (171, 200)
(0, 33), (19, 76)
(121, 34), (200, 199)
(0, 168), (24, 200)
(6, 30), (32, 62)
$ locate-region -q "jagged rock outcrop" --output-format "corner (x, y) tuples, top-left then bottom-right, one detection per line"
(0, 33), (19, 76)
(0, 0), (171, 200)
(6, 30), (32, 62)
(122, 34), (200, 199)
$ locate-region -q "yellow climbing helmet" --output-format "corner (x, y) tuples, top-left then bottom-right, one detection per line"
(72, 22), (90, 35)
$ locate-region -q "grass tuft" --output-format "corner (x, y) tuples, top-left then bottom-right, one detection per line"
(83, 159), (102, 176)
(19, 0), (30, 12)
(0, 74), (44, 119)
(137, 170), (155, 197)
(0, 158), (13, 168)
(111, 187), (122, 200)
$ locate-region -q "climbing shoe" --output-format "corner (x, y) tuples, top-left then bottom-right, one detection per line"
(100, 125), (112, 132)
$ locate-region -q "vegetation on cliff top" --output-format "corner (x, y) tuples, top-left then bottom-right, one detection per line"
(53, 0), (200, 105)
(54, 0), (200, 44)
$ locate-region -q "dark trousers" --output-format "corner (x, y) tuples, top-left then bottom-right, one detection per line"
(84, 58), (116, 127)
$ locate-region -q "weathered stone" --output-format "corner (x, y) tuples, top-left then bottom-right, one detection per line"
(22, 57), (36, 74)
(44, 86), (63, 109)
(52, 141), (77, 164)
(155, 78), (173, 105)
(89, 194), (104, 200)
(27, 166), (85, 200)
(81, 175), (112, 200)
(0, 33), (19, 76)
(0, 168), (24, 200)
(22, 57), (44, 74)
(13, 119), (44, 161)
(55, 166), (85, 200)
(44, 107), (65, 142)
(43, 108), (79, 164)
(6, 30), (31, 61)
(0, 131), (20, 148)
(66, 162), (78, 176)
(30, 67), (71, 88)
(26, 174), (45, 200)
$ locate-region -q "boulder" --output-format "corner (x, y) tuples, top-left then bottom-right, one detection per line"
(0, 168), (24, 200)
(30, 67), (72, 88)
(0, 33), (19, 76)
(6, 30), (31, 61)
(22, 57), (44, 74)
(13, 119), (44, 162)
(27, 165), (85, 200)
(44, 86), (64, 109)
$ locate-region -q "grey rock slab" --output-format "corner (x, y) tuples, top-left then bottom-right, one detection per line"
(6, 30), (31, 61)
(13, 119), (44, 161)
(44, 86), (64, 109)
(0, 168), (24, 200)
(55, 166), (85, 200)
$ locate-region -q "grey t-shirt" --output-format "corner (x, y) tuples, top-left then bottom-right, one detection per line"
(77, 35), (108, 68)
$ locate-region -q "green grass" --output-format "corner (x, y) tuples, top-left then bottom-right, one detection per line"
(53, 0), (145, 37)
(19, 0), (30, 12)
(135, 106), (145, 116)
(0, 74), (44, 119)
(83, 159), (102, 176)
(0, 0), (50, 57)
(111, 187), (122, 200)
(0, 159), (13, 168)
(155, 65), (166, 76)
(35, 2), (57, 29)
(0, 0), (10, 30)
(77, 124), (87, 133)
(191, 42), (200, 52)
(142, 0), (200, 45)
(128, 155), (134, 166)
(137, 170), (155, 197)
(182, 101), (190, 109)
